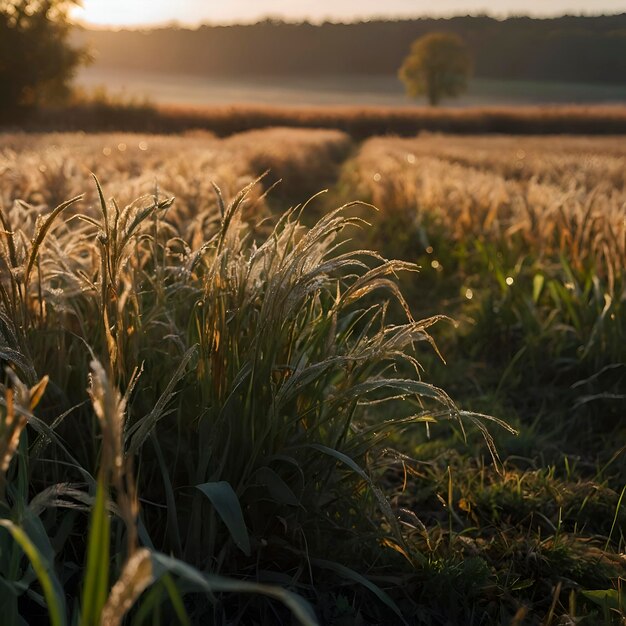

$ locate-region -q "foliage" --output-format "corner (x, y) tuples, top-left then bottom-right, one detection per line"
(399, 33), (472, 106)
(0, 0), (88, 113)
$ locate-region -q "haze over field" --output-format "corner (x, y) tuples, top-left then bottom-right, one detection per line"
(73, 14), (626, 107)
(75, 68), (626, 108)
(72, 0), (626, 27)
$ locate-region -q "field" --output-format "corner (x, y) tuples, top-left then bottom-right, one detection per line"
(0, 128), (625, 625)
(75, 67), (626, 108)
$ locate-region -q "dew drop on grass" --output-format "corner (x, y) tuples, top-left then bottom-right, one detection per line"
(373, 172), (381, 182)
(118, 143), (127, 152)
(138, 141), (148, 151)
(465, 288), (474, 300)
(426, 246), (434, 254)
(102, 147), (111, 156)
(506, 276), (514, 286)
(431, 260), (440, 270)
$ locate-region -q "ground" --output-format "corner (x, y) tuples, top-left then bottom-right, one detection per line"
(0, 128), (624, 624)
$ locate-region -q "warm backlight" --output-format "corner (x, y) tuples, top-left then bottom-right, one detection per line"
(72, 0), (177, 28)
(71, 1), (626, 29)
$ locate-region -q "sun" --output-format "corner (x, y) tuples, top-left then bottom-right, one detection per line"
(71, 0), (175, 28)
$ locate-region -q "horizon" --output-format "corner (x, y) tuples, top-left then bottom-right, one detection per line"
(71, 1), (626, 29)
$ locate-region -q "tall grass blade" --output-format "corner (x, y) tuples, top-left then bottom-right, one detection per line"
(126, 346), (197, 455)
(80, 472), (111, 626)
(0, 519), (67, 626)
(196, 481), (251, 556)
(311, 557), (406, 623)
(151, 552), (318, 626)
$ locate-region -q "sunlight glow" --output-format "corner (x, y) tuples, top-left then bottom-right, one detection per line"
(71, 0), (626, 28)
(72, 1), (178, 28)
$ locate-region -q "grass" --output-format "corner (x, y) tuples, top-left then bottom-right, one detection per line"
(345, 134), (625, 417)
(0, 128), (351, 215)
(0, 129), (625, 624)
(6, 102), (626, 138)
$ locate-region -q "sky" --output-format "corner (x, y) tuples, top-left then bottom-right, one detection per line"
(72, 0), (626, 28)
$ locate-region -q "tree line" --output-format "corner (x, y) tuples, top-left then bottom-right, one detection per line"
(76, 14), (626, 84)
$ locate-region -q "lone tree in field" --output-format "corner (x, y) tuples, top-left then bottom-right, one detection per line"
(0, 0), (88, 114)
(399, 32), (472, 106)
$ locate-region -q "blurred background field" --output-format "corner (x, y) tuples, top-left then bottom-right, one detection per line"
(75, 68), (626, 108)
(72, 15), (626, 107)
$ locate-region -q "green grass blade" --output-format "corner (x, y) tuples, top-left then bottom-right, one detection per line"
(195, 481), (251, 556)
(151, 552), (318, 626)
(150, 433), (183, 557)
(162, 573), (192, 626)
(0, 519), (67, 626)
(80, 473), (110, 626)
(254, 466), (299, 506)
(126, 346), (197, 455)
(581, 589), (626, 613)
(302, 443), (415, 560)
(311, 557), (406, 624)
(604, 484), (625, 551)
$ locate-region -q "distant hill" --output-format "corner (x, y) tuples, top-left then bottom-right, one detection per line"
(74, 15), (626, 85)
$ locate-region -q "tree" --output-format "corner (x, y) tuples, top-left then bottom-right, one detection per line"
(399, 32), (472, 106)
(0, 0), (88, 114)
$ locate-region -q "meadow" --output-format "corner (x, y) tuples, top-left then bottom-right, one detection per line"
(75, 68), (626, 108)
(0, 128), (624, 625)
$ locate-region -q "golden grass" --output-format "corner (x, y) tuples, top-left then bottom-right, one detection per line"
(0, 127), (351, 220)
(347, 133), (626, 287)
(1, 128), (625, 624)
